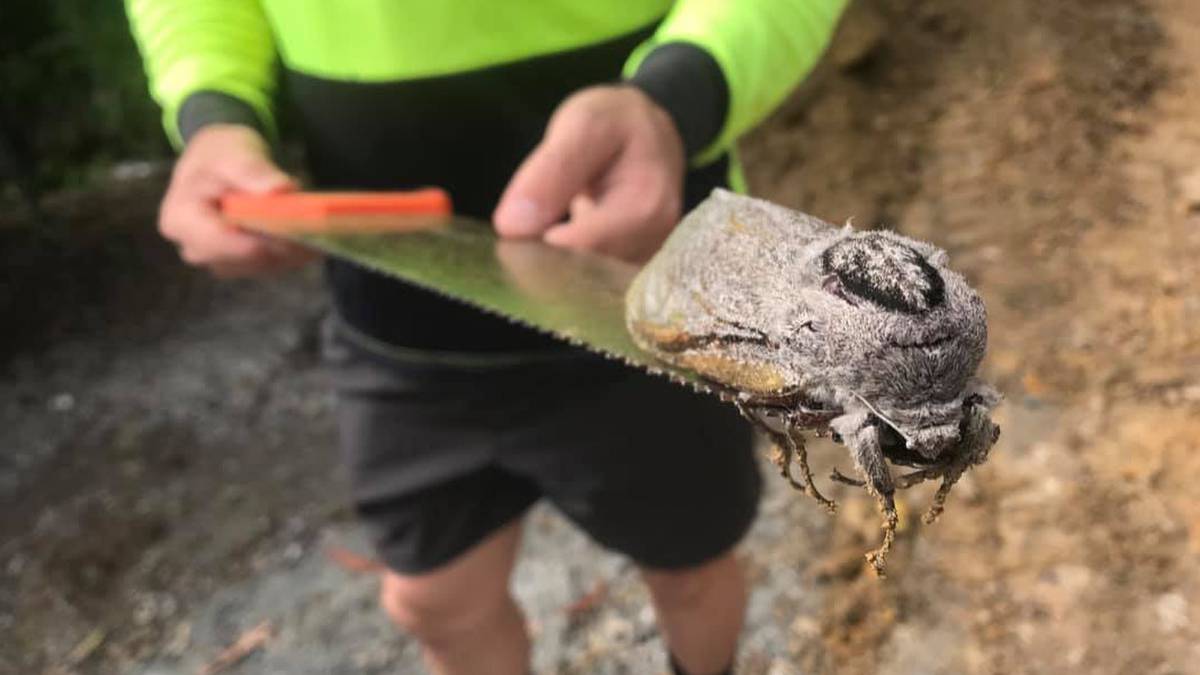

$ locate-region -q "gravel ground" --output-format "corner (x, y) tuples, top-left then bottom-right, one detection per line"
(0, 178), (835, 674)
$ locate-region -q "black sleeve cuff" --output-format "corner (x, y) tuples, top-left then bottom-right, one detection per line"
(627, 42), (730, 159)
(178, 91), (266, 145)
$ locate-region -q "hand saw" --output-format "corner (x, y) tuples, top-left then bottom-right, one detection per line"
(221, 188), (717, 395)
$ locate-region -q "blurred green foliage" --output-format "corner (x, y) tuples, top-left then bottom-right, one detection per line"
(0, 0), (168, 190)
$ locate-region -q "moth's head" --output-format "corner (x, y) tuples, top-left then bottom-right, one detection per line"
(790, 230), (993, 460)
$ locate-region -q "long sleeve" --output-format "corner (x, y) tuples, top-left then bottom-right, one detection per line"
(124, 0), (278, 147)
(626, 0), (850, 164)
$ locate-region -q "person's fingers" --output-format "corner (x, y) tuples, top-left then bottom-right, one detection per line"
(213, 152), (297, 195)
(494, 103), (624, 238)
(568, 193), (599, 220)
(542, 170), (679, 261)
(543, 209), (641, 258)
(170, 202), (271, 264)
(165, 196), (313, 277)
(542, 206), (622, 252)
(155, 125), (315, 278)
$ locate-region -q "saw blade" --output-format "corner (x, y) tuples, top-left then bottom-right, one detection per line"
(275, 214), (722, 397)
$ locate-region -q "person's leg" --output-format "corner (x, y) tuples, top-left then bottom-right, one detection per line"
(640, 552), (745, 675)
(380, 521), (528, 675)
(498, 356), (760, 675)
(323, 317), (549, 674)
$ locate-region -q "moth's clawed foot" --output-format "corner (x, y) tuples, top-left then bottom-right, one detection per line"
(768, 444), (788, 473)
(794, 452), (837, 514)
(922, 470), (962, 524)
(865, 491), (898, 578)
(815, 493), (838, 514)
(770, 443), (837, 514)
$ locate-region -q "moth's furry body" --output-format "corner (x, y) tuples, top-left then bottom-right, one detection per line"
(626, 189), (1001, 575)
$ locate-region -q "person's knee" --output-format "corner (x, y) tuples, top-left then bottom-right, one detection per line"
(379, 571), (508, 646)
(641, 551), (742, 611)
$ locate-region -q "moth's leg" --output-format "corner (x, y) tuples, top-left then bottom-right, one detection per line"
(829, 467), (865, 487)
(735, 402), (797, 485)
(870, 502), (899, 579)
(735, 403), (836, 513)
(842, 422), (898, 577)
(834, 459), (957, 531)
(832, 462), (949, 491)
(922, 464), (967, 525)
(768, 441), (797, 493)
(895, 464), (952, 489)
(836, 461), (957, 492)
(782, 416), (836, 513)
(843, 424), (896, 501)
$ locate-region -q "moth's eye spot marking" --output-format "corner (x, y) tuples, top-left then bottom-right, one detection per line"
(820, 233), (946, 314)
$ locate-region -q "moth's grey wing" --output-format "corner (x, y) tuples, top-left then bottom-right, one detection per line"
(626, 189), (839, 394)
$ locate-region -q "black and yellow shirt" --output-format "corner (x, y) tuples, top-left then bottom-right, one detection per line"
(126, 0), (848, 351)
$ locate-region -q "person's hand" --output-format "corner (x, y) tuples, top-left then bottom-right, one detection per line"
(493, 85), (686, 263)
(159, 124), (316, 278)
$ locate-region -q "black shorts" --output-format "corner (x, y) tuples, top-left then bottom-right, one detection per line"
(323, 316), (761, 574)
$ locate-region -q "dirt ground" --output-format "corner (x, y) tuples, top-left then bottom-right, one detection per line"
(743, 0), (1200, 672)
(3, 0), (1199, 673)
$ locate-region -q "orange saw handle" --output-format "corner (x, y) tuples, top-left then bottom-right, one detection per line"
(221, 188), (453, 234)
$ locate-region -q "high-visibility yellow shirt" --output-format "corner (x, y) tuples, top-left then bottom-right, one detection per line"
(126, 0), (849, 163)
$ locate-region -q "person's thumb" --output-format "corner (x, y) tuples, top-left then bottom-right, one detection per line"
(494, 108), (623, 238)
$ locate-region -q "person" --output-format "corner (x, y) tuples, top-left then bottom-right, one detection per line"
(125, 2), (848, 673)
